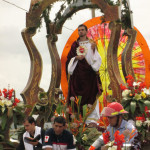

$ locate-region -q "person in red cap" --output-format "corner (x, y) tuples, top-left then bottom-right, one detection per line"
(89, 102), (140, 150)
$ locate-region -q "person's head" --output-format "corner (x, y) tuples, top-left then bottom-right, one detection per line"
(23, 116), (36, 134)
(101, 102), (128, 127)
(78, 24), (88, 38)
(53, 116), (66, 135)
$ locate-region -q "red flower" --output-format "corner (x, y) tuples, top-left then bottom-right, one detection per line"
(120, 84), (127, 91)
(136, 116), (145, 122)
(89, 146), (95, 150)
(126, 74), (134, 87)
(15, 98), (20, 103)
(145, 106), (150, 118)
(114, 130), (125, 150)
(0, 89), (2, 95)
(3, 88), (8, 98)
(13, 102), (17, 107)
(139, 82), (146, 91)
(102, 131), (110, 144)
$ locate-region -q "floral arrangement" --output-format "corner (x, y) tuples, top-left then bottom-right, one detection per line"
(102, 131), (126, 150)
(120, 75), (150, 146)
(135, 116), (150, 145)
(53, 96), (104, 150)
(0, 88), (25, 134)
(0, 88), (25, 149)
(89, 130), (129, 150)
(76, 45), (88, 56)
(120, 75), (150, 119)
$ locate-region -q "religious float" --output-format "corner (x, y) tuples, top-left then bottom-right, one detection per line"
(0, 0), (150, 149)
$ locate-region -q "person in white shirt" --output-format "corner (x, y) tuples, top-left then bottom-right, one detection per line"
(16, 116), (45, 150)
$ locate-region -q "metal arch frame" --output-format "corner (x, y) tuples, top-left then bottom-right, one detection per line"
(21, 0), (136, 116)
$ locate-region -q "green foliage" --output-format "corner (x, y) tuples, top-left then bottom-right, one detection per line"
(54, 3), (66, 23)
(104, 0), (116, 6)
(121, 0), (132, 29)
(122, 98), (150, 119)
(32, 1), (41, 11)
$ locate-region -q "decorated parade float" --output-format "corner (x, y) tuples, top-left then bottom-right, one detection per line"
(0, 0), (150, 149)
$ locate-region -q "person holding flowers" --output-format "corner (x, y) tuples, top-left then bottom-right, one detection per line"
(89, 102), (140, 150)
(66, 24), (102, 123)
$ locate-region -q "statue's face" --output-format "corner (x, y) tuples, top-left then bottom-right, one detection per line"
(78, 26), (87, 38)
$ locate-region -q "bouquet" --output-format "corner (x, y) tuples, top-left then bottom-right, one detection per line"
(120, 75), (150, 119)
(0, 88), (25, 130)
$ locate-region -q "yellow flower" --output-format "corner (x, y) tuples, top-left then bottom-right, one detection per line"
(141, 92), (147, 99)
(134, 93), (141, 100)
(82, 134), (88, 141)
(0, 100), (4, 107)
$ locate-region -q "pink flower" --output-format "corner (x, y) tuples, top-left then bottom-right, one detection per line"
(70, 96), (75, 101)
(51, 116), (55, 122)
(66, 108), (70, 113)
(70, 114), (75, 119)
(87, 104), (93, 109)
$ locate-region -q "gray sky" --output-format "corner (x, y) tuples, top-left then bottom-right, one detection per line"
(0, 0), (150, 100)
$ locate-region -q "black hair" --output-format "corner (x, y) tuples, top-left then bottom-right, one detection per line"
(78, 24), (88, 31)
(24, 116), (36, 125)
(54, 116), (66, 126)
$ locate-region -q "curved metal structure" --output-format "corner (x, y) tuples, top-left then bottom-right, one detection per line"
(21, 0), (137, 116)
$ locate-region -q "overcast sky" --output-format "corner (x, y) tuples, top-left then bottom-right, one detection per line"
(0, 0), (150, 100)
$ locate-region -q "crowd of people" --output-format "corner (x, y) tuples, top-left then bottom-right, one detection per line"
(16, 24), (140, 150)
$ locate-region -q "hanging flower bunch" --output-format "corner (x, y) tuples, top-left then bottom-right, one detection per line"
(135, 116), (150, 144)
(120, 75), (150, 118)
(0, 88), (20, 108)
(0, 88), (25, 130)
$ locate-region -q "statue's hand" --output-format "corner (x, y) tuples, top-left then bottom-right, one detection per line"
(91, 42), (96, 52)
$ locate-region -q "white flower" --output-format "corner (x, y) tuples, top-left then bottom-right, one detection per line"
(122, 89), (131, 98)
(144, 118), (150, 127)
(143, 88), (150, 95)
(73, 135), (77, 145)
(106, 141), (114, 147)
(5, 100), (12, 106)
(136, 120), (143, 127)
(133, 82), (141, 86)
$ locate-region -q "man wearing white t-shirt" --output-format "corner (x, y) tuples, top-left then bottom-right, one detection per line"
(66, 24), (103, 123)
(16, 116), (45, 150)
